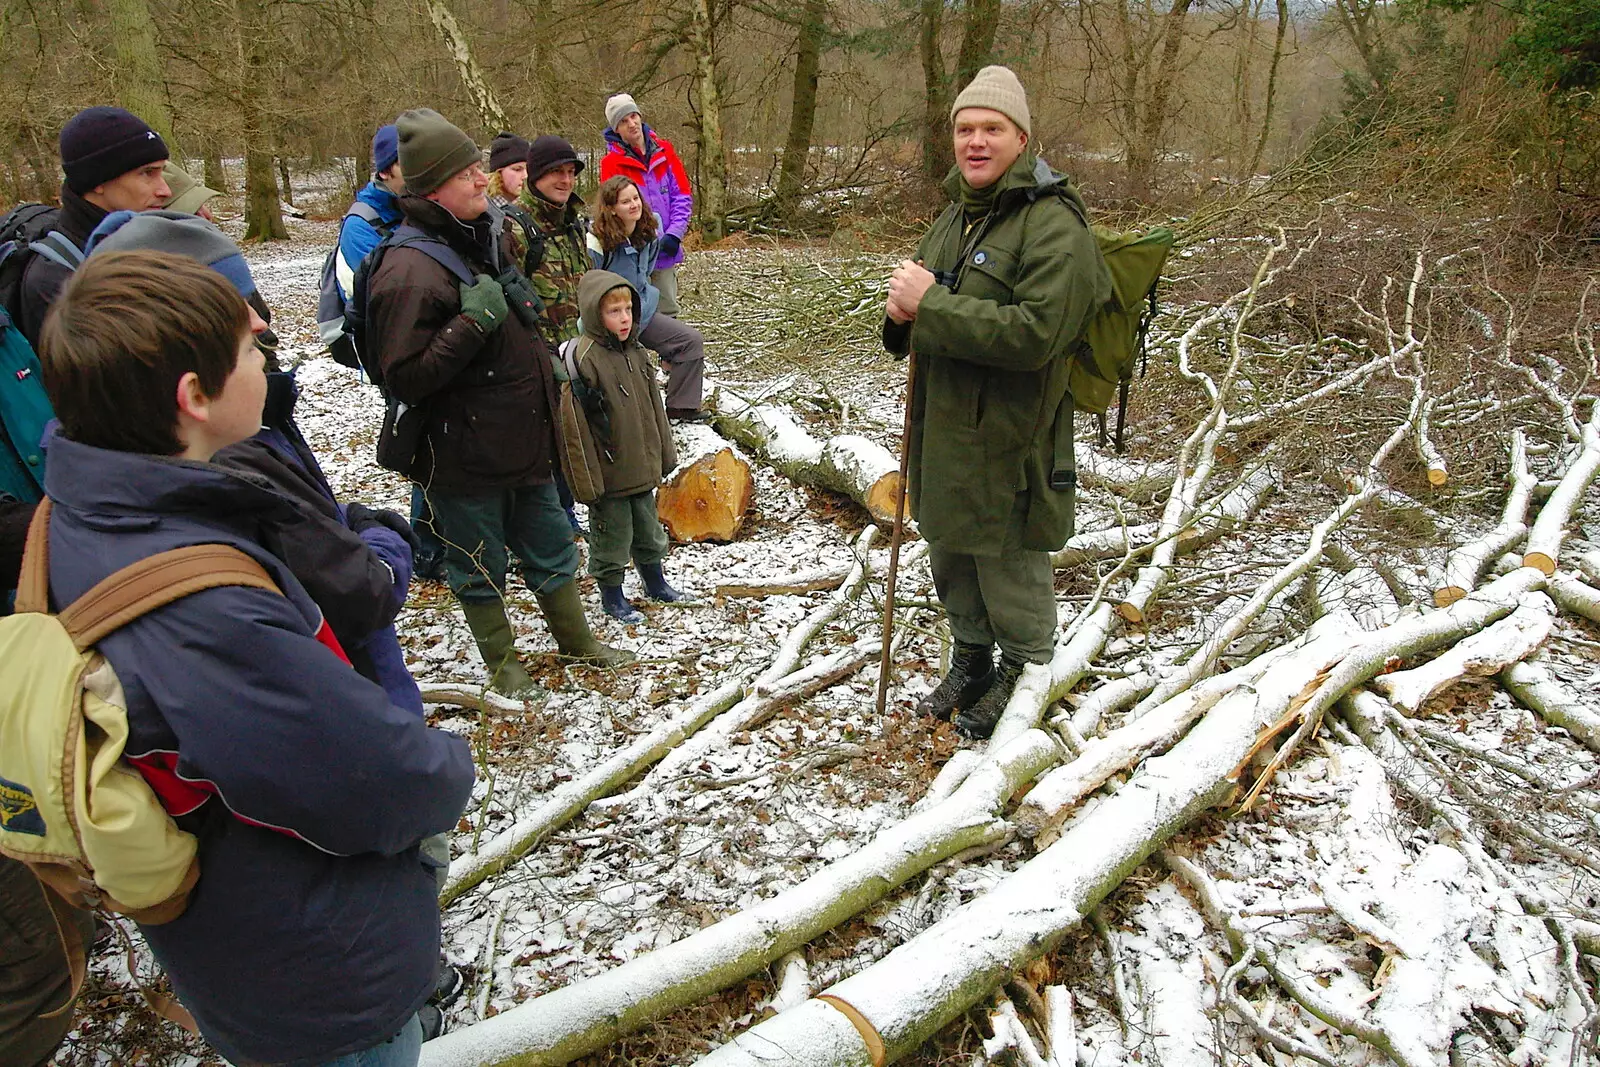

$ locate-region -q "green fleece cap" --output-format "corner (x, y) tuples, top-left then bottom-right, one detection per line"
(397, 108), (483, 196)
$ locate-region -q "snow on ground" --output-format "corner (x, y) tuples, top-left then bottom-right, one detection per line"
(55, 214), (1600, 1066)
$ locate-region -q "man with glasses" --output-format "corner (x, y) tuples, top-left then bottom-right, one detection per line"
(366, 110), (628, 699)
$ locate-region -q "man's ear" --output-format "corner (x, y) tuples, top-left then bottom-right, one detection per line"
(1019, 130), (1029, 149)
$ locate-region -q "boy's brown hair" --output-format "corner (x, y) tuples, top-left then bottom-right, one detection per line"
(592, 176), (658, 253)
(40, 250), (249, 457)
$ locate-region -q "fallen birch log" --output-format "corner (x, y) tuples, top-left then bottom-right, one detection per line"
(1434, 429), (1533, 606)
(1416, 397), (1448, 486)
(1369, 591), (1553, 713)
(1501, 660), (1600, 753)
(1051, 461), (1276, 571)
(1075, 443), (1176, 503)
(713, 393), (905, 523)
(438, 673), (748, 907)
(1547, 572), (1600, 623)
(418, 683), (537, 716)
(417, 731), (1061, 1067)
(698, 622), (1354, 1067)
(1523, 406), (1600, 574)
(714, 563), (852, 599)
(1017, 616), (1357, 842)
(1052, 669), (1154, 743)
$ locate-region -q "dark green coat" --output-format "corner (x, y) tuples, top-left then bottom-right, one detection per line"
(884, 155), (1111, 554)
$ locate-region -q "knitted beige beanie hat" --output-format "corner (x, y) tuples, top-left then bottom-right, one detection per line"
(950, 65), (1031, 137)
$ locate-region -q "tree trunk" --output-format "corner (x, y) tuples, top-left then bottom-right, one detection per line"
(1127, 0), (1193, 199)
(107, 0), (179, 156)
(203, 150), (229, 195)
(919, 0), (951, 183)
(276, 155), (292, 206)
(775, 0), (827, 221)
(952, 0), (1003, 92)
(235, 0), (286, 241)
(688, 0), (728, 241)
(423, 0), (511, 133)
(1246, 0), (1290, 176)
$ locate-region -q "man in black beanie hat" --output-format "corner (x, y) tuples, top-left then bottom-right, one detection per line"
(14, 106), (170, 351)
(365, 108), (629, 698)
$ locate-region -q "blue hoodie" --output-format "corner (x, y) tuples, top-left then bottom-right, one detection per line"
(42, 427), (473, 1066)
(336, 180), (404, 300)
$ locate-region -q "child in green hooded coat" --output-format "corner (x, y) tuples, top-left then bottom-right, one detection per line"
(569, 269), (686, 623)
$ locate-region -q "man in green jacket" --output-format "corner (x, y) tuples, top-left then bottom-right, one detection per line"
(884, 65), (1111, 740)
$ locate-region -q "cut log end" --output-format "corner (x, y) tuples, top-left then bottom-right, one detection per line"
(658, 448), (755, 543)
(1523, 551), (1557, 576)
(1433, 586), (1467, 608)
(1427, 467), (1448, 487)
(863, 471), (905, 526)
(1115, 602), (1145, 625)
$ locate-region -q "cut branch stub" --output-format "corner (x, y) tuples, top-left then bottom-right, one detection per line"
(657, 448), (754, 542)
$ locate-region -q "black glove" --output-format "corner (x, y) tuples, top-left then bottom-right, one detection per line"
(372, 507), (424, 556)
(346, 503), (423, 556)
(658, 234), (681, 258)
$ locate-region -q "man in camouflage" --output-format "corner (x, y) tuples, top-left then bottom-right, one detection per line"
(516, 135), (591, 352)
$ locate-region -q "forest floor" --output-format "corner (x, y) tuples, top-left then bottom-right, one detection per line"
(53, 197), (1600, 1067)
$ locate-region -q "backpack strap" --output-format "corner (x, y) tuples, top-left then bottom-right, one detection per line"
(28, 231), (85, 272)
(385, 227), (477, 287)
(17, 499), (282, 649)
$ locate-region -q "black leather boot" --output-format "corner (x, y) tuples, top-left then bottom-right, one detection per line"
(955, 656), (1028, 740)
(916, 642), (995, 721)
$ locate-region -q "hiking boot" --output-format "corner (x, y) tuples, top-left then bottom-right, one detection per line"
(916, 642), (995, 722)
(418, 1003), (445, 1042)
(667, 407), (710, 423)
(954, 656), (1029, 740)
(535, 581), (635, 667)
(637, 561), (685, 603)
(459, 599), (544, 700)
(431, 962), (464, 1009)
(600, 583), (644, 624)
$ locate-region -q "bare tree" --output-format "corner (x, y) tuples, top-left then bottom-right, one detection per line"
(108, 0), (179, 154)
(425, 0), (513, 133)
(775, 0), (827, 220)
(235, 0), (286, 240)
(688, 0), (729, 240)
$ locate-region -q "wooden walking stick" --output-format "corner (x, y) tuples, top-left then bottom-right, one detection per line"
(875, 350), (916, 717)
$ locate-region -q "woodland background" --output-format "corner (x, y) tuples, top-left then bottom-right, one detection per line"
(0, 0), (1596, 242)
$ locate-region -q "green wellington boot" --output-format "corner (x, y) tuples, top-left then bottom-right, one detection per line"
(534, 580), (635, 667)
(459, 599), (544, 700)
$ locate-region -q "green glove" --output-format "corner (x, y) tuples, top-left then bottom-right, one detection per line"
(459, 273), (509, 334)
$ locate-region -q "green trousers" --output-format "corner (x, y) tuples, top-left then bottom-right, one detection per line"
(587, 490), (670, 586)
(425, 482), (579, 603)
(928, 544), (1057, 664)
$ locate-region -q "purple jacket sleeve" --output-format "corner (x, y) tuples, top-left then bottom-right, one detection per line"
(660, 143), (694, 239)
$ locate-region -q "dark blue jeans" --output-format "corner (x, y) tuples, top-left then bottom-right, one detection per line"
(408, 485), (446, 579)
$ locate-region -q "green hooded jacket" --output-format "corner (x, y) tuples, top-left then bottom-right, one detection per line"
(571, 270), (677, 498)
(884, 155), (1112, 554)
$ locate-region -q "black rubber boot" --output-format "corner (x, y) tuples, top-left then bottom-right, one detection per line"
(916, 642), (995, 722)
(955, 656), (1028, 740)
(637, 561), (686, 602)
(459, 599), (543, 700)
(535, 581), (635, 667)
(600, 582), (644, 624)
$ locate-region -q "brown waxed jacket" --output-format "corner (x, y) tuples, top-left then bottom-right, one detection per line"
(367, 196), (560, 494)
(570, 271), (676, 498)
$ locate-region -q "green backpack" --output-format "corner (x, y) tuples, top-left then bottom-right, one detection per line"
(1066, 223), (1175, 452)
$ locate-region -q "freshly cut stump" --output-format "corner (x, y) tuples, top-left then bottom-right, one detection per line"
(658, 448), (755, 542)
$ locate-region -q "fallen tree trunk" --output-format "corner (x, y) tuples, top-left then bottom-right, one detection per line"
(438, 674), (748, 907)
(418, 731), (1061, 1067)
(714, 564), (852, 599)
(1434, 429), (1532, 606)
(698, 624), (1357, 1067)
(1369, 591), (1554, 713)
(713, 394), (905, 523)
(419, 683), (537, 716)
(1523, 406), (1600, 574)
(1502, 660), (1600, 753)
(657, 446), (755, 542)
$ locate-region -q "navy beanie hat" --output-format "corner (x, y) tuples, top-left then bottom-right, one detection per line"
(372, 124), (400, 175)
(59, 107), (169, 196)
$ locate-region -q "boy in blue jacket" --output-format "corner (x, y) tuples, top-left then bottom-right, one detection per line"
(37, 249), (473, 1067)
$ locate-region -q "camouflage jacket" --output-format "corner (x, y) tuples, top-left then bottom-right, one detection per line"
(516, 189), (590, 351)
